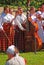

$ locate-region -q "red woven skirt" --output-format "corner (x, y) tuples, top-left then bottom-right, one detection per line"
(15, 26), (25, 52)
(0, 29), (7, 51)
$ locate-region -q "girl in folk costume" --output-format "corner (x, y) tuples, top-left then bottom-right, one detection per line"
(0, 6), (15, 51)
(0, 6), (9, 51)
(14, 7), (26, 52)
(5, 45), (26, 65)
(0, 15), (6, 51)
(13, 7), (26, 52)
(28, 6), (38, 32)
(3, 7), (15, 46)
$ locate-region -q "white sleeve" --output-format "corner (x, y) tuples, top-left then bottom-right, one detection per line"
(12, 20), (15, 25)
(0, 16), (3, 30)
(2, 16), (8, 24)
(21, 14), (27, 23)
(41, 13), (44, 18)
(15, 17), (25, 30)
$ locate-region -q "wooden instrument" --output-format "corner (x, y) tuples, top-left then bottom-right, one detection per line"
(25, 19), (42, 52)
(32, 21), (42, 51)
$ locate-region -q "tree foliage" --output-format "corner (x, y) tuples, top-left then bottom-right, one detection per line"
(0, 0), (44, 8)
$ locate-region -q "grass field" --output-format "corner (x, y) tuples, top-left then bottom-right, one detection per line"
(0, 51), (44, 65)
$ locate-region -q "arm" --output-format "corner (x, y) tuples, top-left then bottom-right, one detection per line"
(15, 17), (26, 31)
(0, 16), (3, 30)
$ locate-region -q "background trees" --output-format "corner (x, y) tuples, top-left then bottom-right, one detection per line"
(0, 0), (44, 8)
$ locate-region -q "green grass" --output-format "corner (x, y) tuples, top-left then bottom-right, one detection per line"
(0, 51), (44, 65)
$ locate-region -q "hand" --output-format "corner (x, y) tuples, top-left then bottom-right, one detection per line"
(28, 17), (32, 22)
(1, 27), (3, 30)
(22, 29), (26, 32)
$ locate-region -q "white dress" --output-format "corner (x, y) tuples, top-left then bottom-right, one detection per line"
(14, 14), (26, 30)
(37, 20), (43, 42)
(41, 12), (44, 43)
(0, 15), (3, 30)
(3, 13), (14, 23)
(5, 56), (25, 65)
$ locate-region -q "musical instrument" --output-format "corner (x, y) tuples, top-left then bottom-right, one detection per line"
(31, 21), (42, 50)
(25, 19), (42, 52)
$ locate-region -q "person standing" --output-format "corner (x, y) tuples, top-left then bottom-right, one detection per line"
(14, 7), (26, 52)
(0, 15), (4, 51)
(0, 6), (9, 51)
(5, 45), (26, 65)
